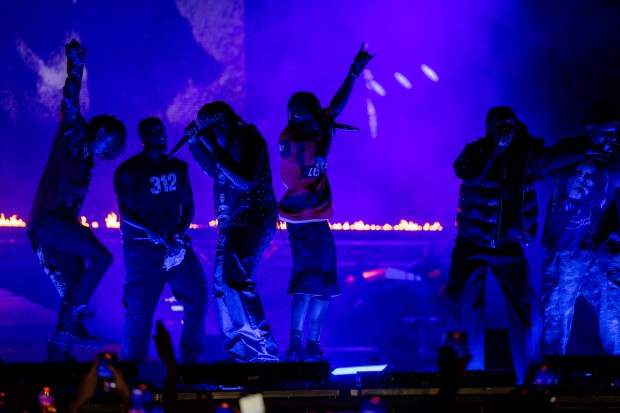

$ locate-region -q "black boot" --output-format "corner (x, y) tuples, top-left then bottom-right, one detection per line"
(49, 301), (102, 349)
(46, 341), (75, 362)
(305, 340), (324, 362)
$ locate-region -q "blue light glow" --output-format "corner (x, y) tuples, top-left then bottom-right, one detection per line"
(331, 364), (389, 376)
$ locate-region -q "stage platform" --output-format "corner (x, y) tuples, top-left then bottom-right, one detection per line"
(2, 226), (618, 411)
(0, 226), (450, 368)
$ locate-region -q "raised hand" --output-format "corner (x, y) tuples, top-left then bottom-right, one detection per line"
(497, 134), (513, 148)
(184, 120), (200, 143)
(70, 357), (98, 411)
(154, 320), (176, 367)
(65, 39), (86, 68)
(185, 120), (217, 150)
(350, 43), (375, 77)
(108, 364), (131, 404)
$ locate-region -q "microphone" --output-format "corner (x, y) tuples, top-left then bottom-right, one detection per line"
(334, 123), (360, 132)
(167, 134), (192, 160)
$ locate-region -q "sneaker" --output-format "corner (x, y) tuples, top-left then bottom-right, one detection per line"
(285, 348), (308, 362)
(305, 341), (324, 362)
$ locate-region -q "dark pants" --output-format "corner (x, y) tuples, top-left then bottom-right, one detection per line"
(541, 247), (620, 355)
(29, 212), (113, 304)
(287, 221), (340, 297)
(122, 241), (208, 364)
(443, 238), (538, 384)
(214, 223), (279, 362)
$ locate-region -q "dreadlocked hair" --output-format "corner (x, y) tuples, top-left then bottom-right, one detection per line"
(197, 101), (247, 128)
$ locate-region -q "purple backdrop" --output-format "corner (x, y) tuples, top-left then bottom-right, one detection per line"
(2, 0), (620, 227)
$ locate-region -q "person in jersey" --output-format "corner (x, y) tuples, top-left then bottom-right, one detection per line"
(541, 101), (620, 356)
(278, 44), (373, 362)
(27, 39), (127, 362)
(114, 117), (208, 364)
(185, 101), (279, 362)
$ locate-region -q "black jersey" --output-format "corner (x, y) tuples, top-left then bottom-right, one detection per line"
(114, 153), (190, 240)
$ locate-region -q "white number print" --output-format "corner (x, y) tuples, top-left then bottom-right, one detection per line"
(150, 173), (178, 194)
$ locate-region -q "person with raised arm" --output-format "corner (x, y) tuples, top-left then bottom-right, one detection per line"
(27, 39), (127, 362)
(278, 44), (373, 362)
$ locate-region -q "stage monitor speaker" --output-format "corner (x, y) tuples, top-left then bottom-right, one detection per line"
(0, 361), (138, 387)
(357, 371), (440, 388)
(544, 355), (620, 386)
(357, 369), (516, 388)
(177, 361), (331, 387)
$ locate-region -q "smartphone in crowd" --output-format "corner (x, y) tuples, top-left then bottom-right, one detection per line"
(444, 331), (469, 359)
(98, 352), (118, 391)
(533, 364), (557, 386)
(38, 386), (57, 413)
(129, 383), (157, 413)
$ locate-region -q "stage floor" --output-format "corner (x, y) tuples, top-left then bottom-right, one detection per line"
(0, 227), (450, 369)
(3, 228), (620, 411)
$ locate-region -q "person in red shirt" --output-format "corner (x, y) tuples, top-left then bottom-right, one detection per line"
(279, 44), (373, 361)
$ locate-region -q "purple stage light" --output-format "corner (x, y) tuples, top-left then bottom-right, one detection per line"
(366, 98), (378, 138)
(368, 80), (386, 96)
(363, 68), (385, 96)
(420, 64), (439, 82)
(331, 364), (388, 376)
(394, 72), (412, 89)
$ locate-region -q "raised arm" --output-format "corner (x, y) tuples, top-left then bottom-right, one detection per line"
(328, 43), (374, 118)
(527, 136), (589, 176)
(60, 39), (88, 151)
(454, 139), (503, 184)
(154, 320), (178, 412)
(200, 128), (263, 192)
(62, 39), (85, 113)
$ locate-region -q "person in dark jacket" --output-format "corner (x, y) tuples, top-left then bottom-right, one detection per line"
(541, 101), (620, 356)
(27, 39), (126, 362)
(443, 106), (589, 384)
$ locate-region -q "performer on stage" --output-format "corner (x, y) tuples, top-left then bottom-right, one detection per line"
(27, 39), (127, 362)
(444, 106), (594, 383)
(114, 117), (208, 364)
(278, 44), (373, 362)
(185, 101), (279, 362)
(541, 101), (620, 356)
